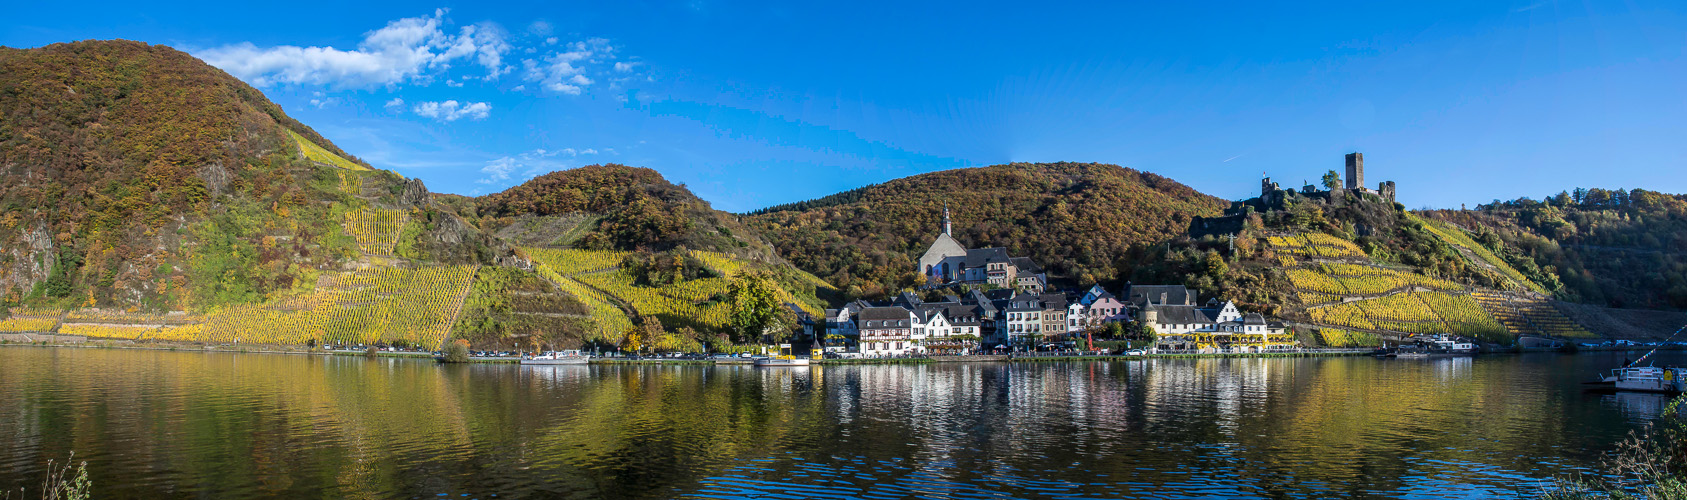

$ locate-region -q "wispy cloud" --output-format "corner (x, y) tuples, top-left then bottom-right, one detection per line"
(413, 100), (491, 121)
(477, 147), (602, 185)
(196, 8), (511, 87)
(521, 38), (620, 95)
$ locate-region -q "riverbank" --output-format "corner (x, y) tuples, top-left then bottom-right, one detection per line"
(8, 339), (1677, 366)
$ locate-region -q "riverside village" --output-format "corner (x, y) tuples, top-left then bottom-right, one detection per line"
(801, 153), (1412, 359)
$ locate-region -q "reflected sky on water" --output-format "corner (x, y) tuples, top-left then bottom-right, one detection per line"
(0, 348), (1678, 499)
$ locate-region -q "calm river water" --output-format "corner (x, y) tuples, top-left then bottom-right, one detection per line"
(0, 347), (1679, 499)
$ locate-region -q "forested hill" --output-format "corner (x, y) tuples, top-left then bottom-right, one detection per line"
(1421, 188), (1687, 310)
(474, 164), (785, 261)
(0, 40), (831, 353)
(0, 40), (478, 310)
(742, 162), (1228, 296)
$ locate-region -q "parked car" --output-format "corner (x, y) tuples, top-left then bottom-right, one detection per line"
(1124, 349), (1146, 356)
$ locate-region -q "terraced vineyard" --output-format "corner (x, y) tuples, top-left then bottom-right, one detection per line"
(521, 247), (831, 336)
(1267, 233), (1368, 260)
(1318, 328), (1382, 347)
(1472, 291), (1596, 339)
(545, 272), (634, 340)
(1418, 217), (1545, 293)
(1269, 231), (1514, 343)
(287, 129), (370, 171)
(344, 208), (410, 255)
(37, 265), (480, 349)
(0, 307), (64, 333)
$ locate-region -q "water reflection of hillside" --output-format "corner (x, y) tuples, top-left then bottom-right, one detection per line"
(0, 349), (1657, 499)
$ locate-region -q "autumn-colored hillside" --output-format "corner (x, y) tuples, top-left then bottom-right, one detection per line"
(0, 40), (402, 308)
(743, 162), (1228, 296)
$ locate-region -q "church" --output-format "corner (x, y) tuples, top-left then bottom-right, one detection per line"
(917, 205), (1047, 293)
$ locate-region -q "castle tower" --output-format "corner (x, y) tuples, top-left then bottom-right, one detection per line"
(943, 202), (952, 236)
(1345, 153), (1364, 190)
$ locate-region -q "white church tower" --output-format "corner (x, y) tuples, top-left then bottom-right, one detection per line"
(918, 202), (968, 282)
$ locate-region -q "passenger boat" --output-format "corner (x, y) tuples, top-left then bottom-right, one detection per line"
(1598, 366), (1687, 393)
(753, 356), (810, 367)
(754, 343), (811, 367)
(1423, 335), (1477, 356)
(520, 350), (590, 365)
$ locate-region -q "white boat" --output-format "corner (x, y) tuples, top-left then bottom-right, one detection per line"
(753, 343), (813, 367)
(753, 356), (810, 367)
(1602, 366), (1687, 393)
(520, 350), (590, 365)
(1423, 335), (1477, 356)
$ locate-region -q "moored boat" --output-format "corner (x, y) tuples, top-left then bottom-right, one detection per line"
(753, 356), (810, 367)
(1423, 335), (1477, 356)
(1603, 366), (1686, 393)
(754, 343), (811, 367)
(520, 350), (590, 365)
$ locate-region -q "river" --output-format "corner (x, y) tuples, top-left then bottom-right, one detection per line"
(0, 347), (1676, 499)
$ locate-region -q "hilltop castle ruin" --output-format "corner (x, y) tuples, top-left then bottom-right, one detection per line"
(1258, 152), (1396, 208)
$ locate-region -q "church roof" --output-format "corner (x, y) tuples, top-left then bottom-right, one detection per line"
(964, 247), (1012, 267)
(920, 233), (968, 264)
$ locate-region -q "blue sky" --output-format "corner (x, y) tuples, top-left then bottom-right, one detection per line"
(4, 1), (1684, 212)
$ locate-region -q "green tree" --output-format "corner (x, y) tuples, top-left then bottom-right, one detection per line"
(728, 272), (794, 344)
(1321, 170), (1341, 190)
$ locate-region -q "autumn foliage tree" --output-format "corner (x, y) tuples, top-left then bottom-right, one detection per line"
(728, 272), (793, 344)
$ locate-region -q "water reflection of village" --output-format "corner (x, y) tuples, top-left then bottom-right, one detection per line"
(0, 349), (1667, 499)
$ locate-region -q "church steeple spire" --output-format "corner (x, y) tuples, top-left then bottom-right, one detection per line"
(943, 202), (952, 236)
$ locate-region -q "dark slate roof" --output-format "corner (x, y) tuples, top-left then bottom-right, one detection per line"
(984, 289), (1016, 301)
(945, 305), (982, 325)
(1005, 294), (1042, 312)
(895, 291), (923, 308)
(1010, 257), (1042, 273)
(1148, 304), (1213, 324)
(1039, 293), (1068, 309)
(1243, 313), (1267, 326)
(824, 308), (842, 320)
(785, 302), (811, 321)
(943, 295), (962, 303)
(1128, 285), (1195, 306)
(860, 307), (911, 321)
(964, 247), (1013, 267)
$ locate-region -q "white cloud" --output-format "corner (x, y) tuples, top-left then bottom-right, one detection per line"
(613, 61), (641, 72)
(545, 37), (559, 45)
(384, 97), (405, 109)
(521, 38), (617, 95)
(476, 147), (603, 185)
(412, 100), (491, 121)
(580, 148), (598, 155)
(479, 156), (519, 183)
(197, 9), (512, 87)
(446, 79), (464, 87)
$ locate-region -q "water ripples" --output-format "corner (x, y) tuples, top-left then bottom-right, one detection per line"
(0, 348), (1675, 498)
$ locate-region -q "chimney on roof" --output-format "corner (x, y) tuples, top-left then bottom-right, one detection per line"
(1159, 292), (1167, 305)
